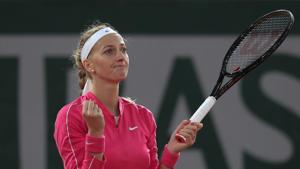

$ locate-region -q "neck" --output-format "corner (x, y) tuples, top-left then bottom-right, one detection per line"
(91, 79), (120, 116)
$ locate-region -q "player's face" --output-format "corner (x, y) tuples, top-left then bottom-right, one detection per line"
(88, 33), (129, 83)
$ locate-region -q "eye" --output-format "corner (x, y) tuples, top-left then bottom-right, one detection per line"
(121, 47), (128, 54)
(103, 48), (115, 56)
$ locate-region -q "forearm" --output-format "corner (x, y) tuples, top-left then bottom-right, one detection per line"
(87, 131), (105, 161)
(160, 164), (172, 169)
(159, 145), (180, 169)
(91, 153), (104, 160)
(54, 126), (106, 169)
(82, 134), (106, 168)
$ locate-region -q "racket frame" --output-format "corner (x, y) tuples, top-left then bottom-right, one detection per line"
(212, 9), (294, 99)
(175, 9), (295, 143)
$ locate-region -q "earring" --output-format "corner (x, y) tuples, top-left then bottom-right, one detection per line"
(89, 69), (95, 73)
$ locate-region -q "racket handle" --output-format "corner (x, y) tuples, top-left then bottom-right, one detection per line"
(175, 96), (216, 143)
(190, 96), (216, 122)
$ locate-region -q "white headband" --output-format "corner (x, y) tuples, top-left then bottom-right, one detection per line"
(80, 27), (118, 62)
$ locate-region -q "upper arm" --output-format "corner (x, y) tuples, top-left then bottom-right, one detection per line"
(54, 104), (87, 169)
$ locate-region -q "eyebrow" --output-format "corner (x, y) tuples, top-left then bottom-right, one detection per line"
(102, 43), (126, 50)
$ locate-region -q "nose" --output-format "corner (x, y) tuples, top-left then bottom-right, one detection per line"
(116, 50), (127, 62)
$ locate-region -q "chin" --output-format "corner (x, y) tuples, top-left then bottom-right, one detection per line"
(119, 71), (128, 78)
(115, 74), (128, 82)
(111, 70), (128, 82)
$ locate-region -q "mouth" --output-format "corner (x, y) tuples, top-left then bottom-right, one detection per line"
(113, 64), (127, 68)
(114, 66), (125, 69)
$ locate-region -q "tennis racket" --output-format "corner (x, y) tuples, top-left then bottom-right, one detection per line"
(176, 9), (295, 143)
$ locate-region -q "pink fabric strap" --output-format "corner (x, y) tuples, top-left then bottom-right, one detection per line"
(160, 144), (180, 168)
(85, 135), (105, 153)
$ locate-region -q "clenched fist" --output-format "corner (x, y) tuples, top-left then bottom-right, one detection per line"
(82, 100), (105, 137)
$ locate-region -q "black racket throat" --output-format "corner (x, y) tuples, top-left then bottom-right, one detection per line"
(210, 72), (244, 99)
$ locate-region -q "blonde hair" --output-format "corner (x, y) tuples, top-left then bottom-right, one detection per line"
(72, 22), (117, 90)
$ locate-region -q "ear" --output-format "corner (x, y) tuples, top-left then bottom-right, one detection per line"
(82, 59), (95, 73)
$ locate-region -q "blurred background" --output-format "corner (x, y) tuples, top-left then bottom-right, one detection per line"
(0, 1), (299, 169)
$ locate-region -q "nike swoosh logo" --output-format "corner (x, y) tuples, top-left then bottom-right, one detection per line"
(128, 126), (138, 131)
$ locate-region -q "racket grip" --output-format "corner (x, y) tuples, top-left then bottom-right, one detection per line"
(190, 96), (216, 122)
(175, 97), (216, 143)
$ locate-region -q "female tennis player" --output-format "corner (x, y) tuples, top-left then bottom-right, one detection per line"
(53, 22), (203, 169)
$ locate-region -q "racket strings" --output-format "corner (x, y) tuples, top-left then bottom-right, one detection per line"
(226, 14), (291, 74)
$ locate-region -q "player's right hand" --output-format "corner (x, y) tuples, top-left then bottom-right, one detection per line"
(82, 100), (105, 137)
